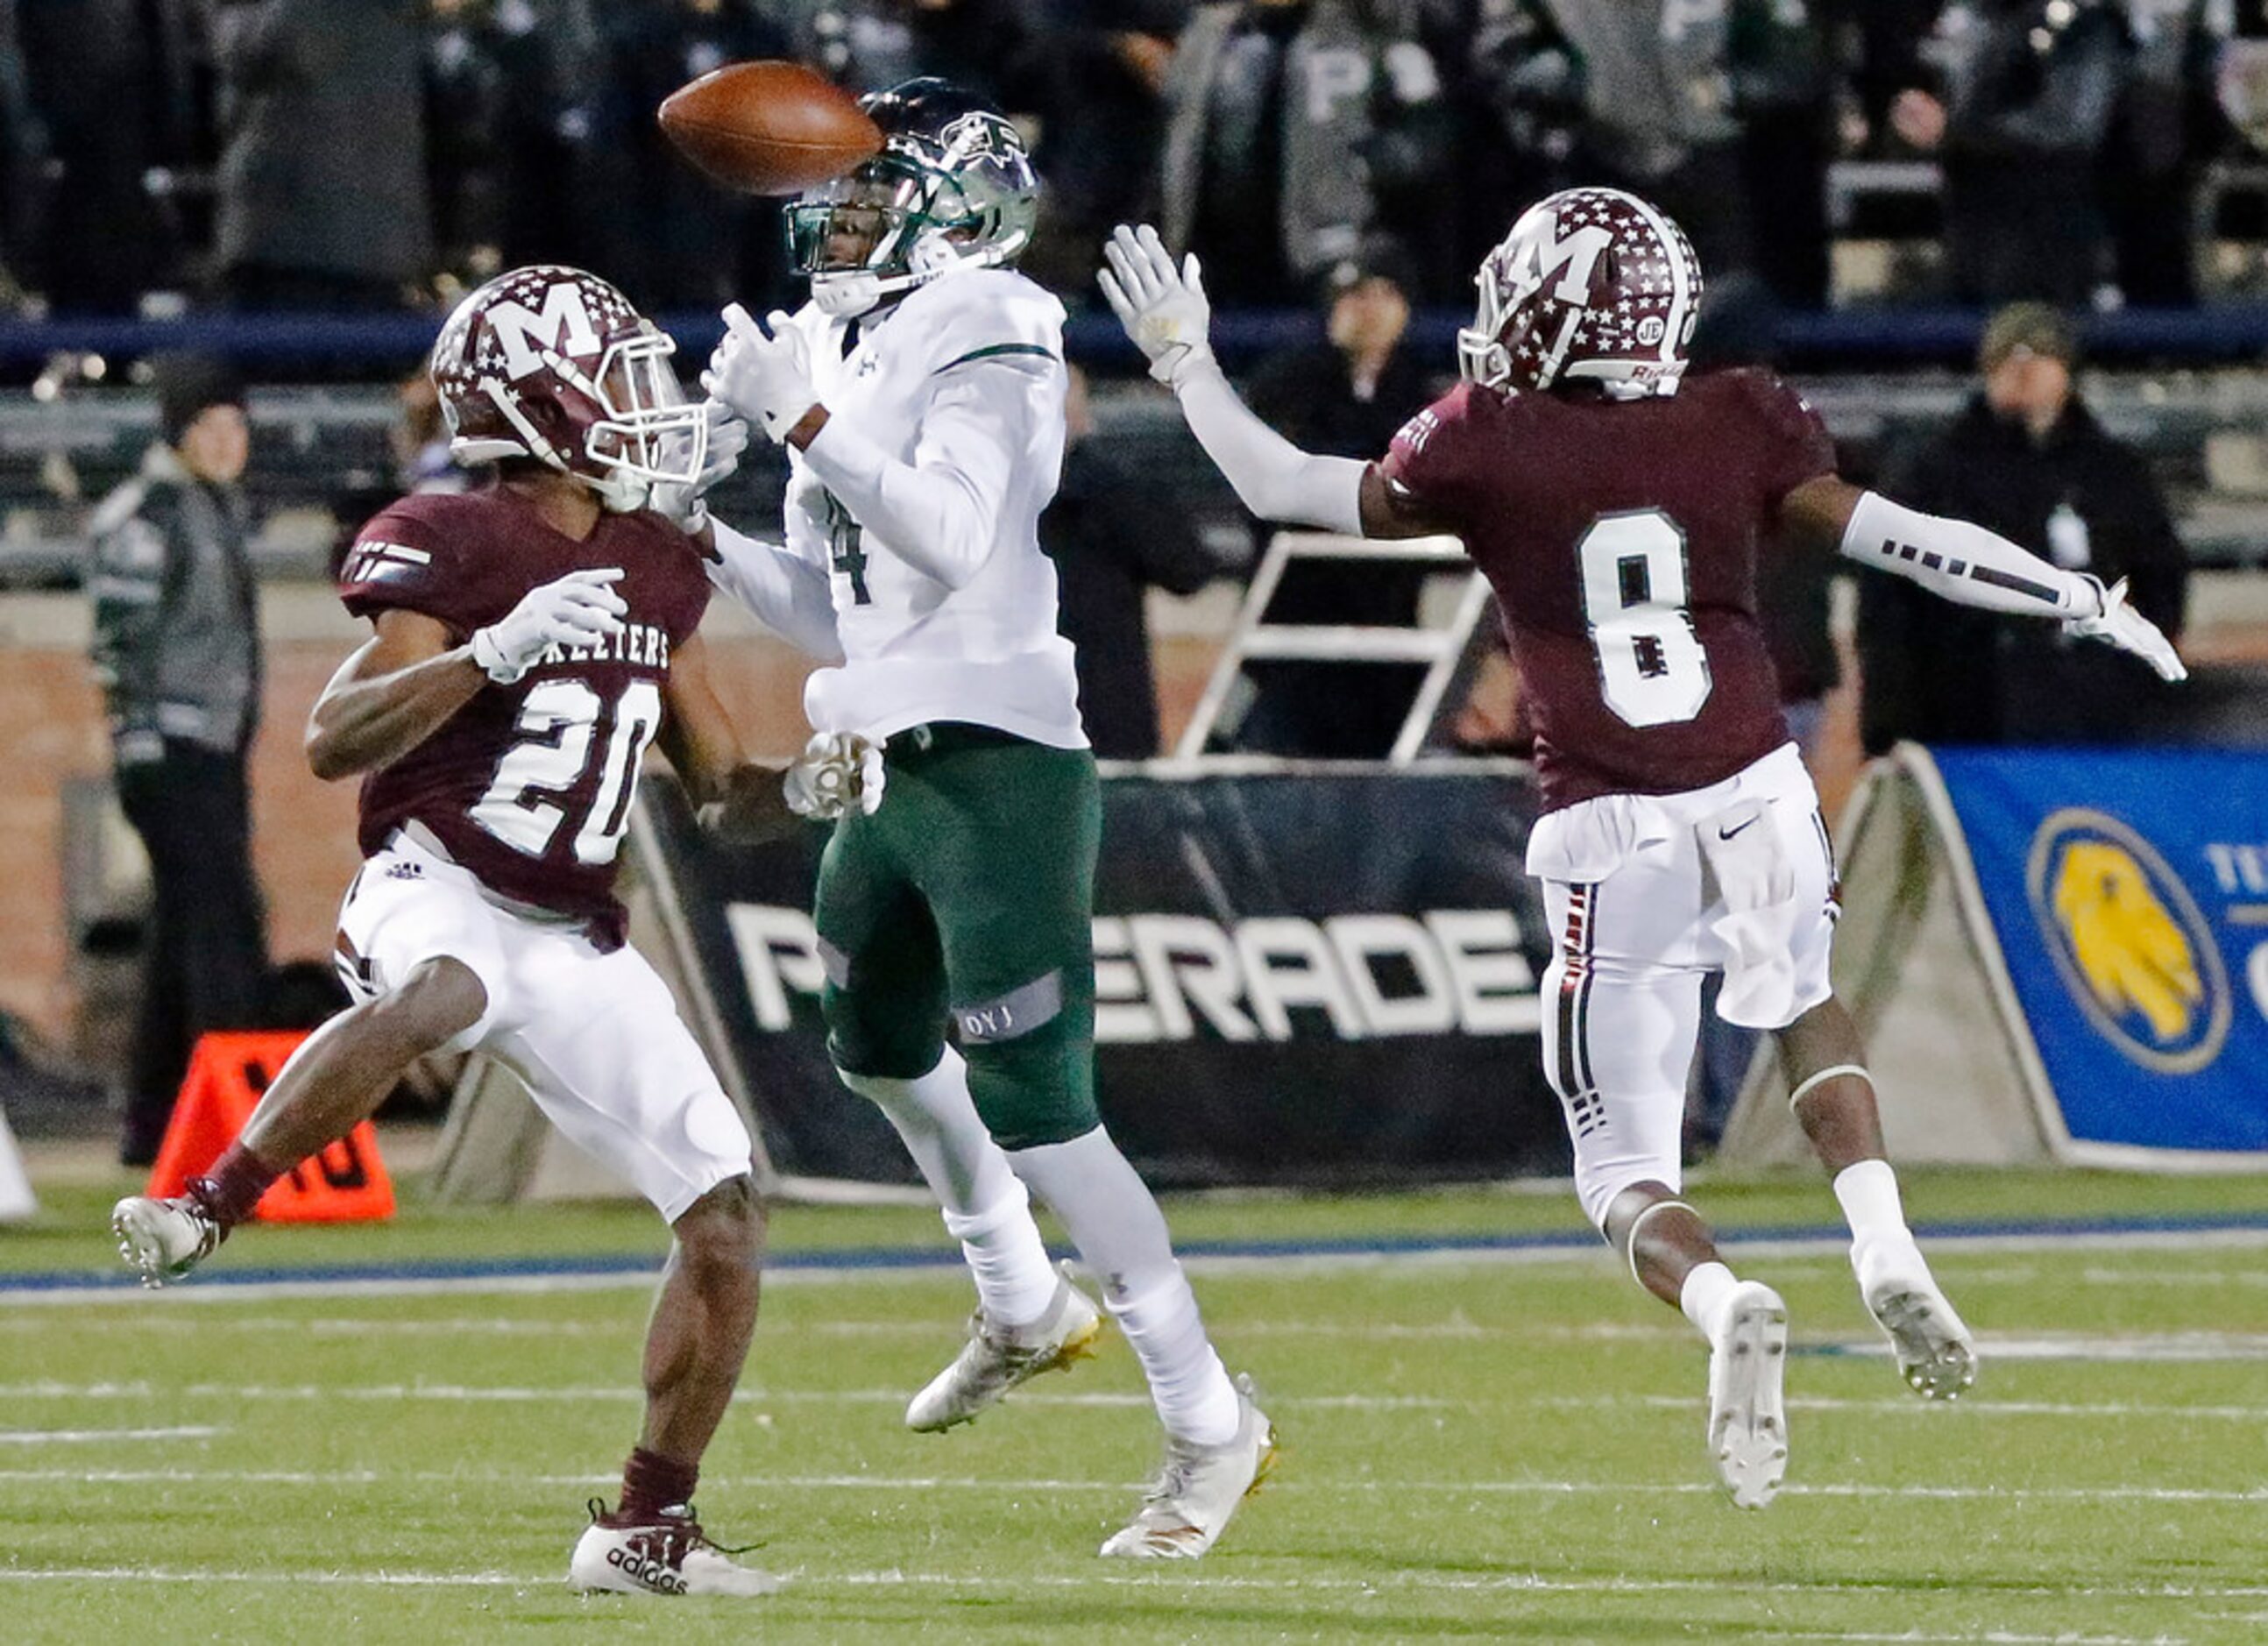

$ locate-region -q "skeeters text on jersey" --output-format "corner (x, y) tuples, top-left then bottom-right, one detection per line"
(339, 486), (711, 944)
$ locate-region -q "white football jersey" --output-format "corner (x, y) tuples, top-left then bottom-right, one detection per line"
(780, 266), (1085, 749)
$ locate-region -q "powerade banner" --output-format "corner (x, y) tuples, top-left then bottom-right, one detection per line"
(639, 768), (1570, 1188)
(1931, 748), (2268, 1160)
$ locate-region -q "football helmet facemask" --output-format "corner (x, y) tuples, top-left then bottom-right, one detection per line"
(784, 79), (1038, 319)
(1458, 187), (1704, 400)
(430, 265), (706, 512)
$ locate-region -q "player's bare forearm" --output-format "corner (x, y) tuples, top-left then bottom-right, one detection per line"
(656, 631), (749, 806)
(698, 762), (802, 845)
(1776, 475), (1862, 553)
(306, 611), (485, 782)
(653, 633), (801, 842)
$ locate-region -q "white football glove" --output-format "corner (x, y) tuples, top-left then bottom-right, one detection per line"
(469, 567), (627, 685)
(2066, 575), (2186, 682)
(703, 303), (819, 445)
(647, 398), (748, 535)
(783, 731), (885, 819)
(1099, 223), (1216, 389)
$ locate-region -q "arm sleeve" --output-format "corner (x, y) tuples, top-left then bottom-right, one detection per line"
(1840, 489), (2098, 619)
(1173, 358), (1367, 534)
(705, 519), (844, 662)
(797, 350), (1054, 591)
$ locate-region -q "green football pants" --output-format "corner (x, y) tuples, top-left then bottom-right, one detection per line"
(814, 722), (1102, 1152)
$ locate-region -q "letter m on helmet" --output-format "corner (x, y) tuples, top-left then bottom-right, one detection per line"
(1517, 223), (1614, 306)
(486, 283), (601, 380)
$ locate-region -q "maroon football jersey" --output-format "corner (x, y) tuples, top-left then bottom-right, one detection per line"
(1382, 367), (1834, 811)
(338, 485), (711, 939)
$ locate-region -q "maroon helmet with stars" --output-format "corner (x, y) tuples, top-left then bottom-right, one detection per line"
(429, 265), (705, 511)
(1456, 188), (1704, 400)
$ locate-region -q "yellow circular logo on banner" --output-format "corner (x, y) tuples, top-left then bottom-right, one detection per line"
(2026, 809), (2229, 1075)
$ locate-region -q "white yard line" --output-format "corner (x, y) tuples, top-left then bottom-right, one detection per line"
(0, 1427), (221, 1445)
(2, 1465), (2260, 1505)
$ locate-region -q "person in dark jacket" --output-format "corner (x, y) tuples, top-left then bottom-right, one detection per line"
(1859, 304), (2187, 755)
(1890, 0), (2130, 304)
(211, 0), (431, 309)
(89, 354), (270, 1164)
(1232, 241), (1439, 756)
(1043, 365), (1218, 758)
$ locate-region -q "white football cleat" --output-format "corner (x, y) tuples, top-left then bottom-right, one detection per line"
(1857, 1236), (1978, 1401)
(568, 1502), (783, 1597)
(1707, 1281), (1790, 1510)
(110, 1194), (223, 1289)
(905, 1271), (1104, 1433)
(1099, 1373), (1277, 1559)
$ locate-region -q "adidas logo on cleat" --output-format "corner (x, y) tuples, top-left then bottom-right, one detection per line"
(606, 1548), (687, 1594)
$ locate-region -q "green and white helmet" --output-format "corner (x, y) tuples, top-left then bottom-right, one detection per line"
(785, 78), (1039, 318)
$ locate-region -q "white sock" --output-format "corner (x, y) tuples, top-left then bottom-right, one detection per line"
(1111, 1271), (1242, 1446)
(1680, 1260), (1741, 1343)
(1009, 1126), (1240, 1445)
(840, 1049), (1058, 1326)
(939, 1181), (1061, 1329)
(1832, 1160), (1911, 1253)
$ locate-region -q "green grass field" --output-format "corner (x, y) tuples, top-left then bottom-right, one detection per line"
(4, 1168), (2264, 1643)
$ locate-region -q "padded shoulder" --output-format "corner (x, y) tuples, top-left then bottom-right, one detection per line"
(902, 267), (1065, 375)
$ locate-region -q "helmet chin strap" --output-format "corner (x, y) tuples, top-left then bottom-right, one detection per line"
(809, 228), (1017, 317)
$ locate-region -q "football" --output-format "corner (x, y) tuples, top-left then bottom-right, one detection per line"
(657, 60), (882, 196)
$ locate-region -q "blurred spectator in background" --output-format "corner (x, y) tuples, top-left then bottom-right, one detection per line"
(1232, 243), (1440, 755)
(1893, 0), (2130, 306)
(393, 370), (478, 494)
(423, 0), (512, 289)
(1453, 0), (1585, 280)
(17, 0), (179, 312)
(89, 355), (269, 1165)
(0, 0), (51, 309)
(1247, 237), (1427, 457)
(1014, 0), (1189, 293)
(1536, 0), (1754, 281)
(212, 0), (431, 309)
(1044, 365), (1219, 756)
(1730, 0), (1836, 309)
(2103, 0), (2227, 308)
(600, 0), (793, 310)
(1860, 303), (2187, 755)
(1157, 0), (1452, 304)
(804, 0), (1028, 106)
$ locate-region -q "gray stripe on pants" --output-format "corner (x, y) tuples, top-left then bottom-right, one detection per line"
(953, 971), (1064, 1044)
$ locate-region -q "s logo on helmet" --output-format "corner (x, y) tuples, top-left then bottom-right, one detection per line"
(937, 110), (1025, 165)
(2026, 809), (2229, 1073)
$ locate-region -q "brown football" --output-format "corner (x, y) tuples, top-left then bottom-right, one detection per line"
(657, 61), (882, 196)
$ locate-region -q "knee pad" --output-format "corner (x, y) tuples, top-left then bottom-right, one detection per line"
(954, 969), (1099, 1152)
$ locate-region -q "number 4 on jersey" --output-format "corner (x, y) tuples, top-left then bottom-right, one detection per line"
(1577, 509), (1713, 728)
(823, 492), (872, 606)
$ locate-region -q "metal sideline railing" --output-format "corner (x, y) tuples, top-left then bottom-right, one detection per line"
(16, 304), (2268, 372)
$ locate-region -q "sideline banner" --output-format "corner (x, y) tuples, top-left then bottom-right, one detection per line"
(1930, 748), (2268, 1164)
(635, 764), (1568, 1188)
